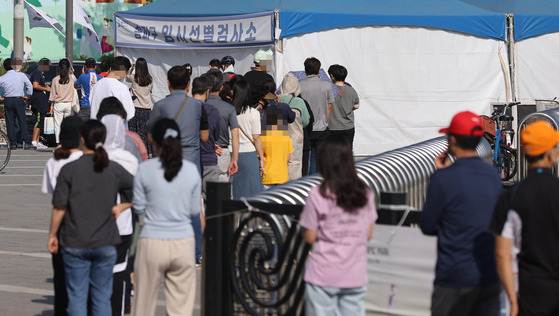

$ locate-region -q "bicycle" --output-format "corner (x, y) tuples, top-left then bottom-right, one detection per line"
(0, 128), (11, 172)
(481, 102), (520, 181)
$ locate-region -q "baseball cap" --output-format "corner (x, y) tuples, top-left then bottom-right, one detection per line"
(254, 49), (273, 64)
(521, 120), (559, 156)
(439, 111), (484, 136)
(85, 58), (96, 68)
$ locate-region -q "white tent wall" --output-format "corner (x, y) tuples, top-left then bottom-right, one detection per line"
(515, 32), (559, 103)
(119, 46), (274, 103)
(279, 26), (510, 156)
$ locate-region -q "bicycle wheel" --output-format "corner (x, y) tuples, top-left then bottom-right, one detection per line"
(496, 143), (517, 181)
(0, 131), (11, 172)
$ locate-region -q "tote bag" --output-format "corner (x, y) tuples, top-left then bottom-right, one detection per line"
(44, 116), (55, 135)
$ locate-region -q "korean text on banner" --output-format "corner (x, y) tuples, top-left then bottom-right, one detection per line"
(114, 12), (274, 49)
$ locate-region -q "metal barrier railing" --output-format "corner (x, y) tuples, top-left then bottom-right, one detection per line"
(204, 136), (494, 315)
(247, 136), (493, 211)
(516, 108), (559, 179)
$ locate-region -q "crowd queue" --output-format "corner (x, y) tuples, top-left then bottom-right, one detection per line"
(0, 49), (556, 316)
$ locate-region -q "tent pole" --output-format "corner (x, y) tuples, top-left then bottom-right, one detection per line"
(507, 14), (516, 102)
(273, 9), (281, 84)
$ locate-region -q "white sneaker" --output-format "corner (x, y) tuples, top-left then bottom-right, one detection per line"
(31, 141), (38, 146)
(36, 142), (48, 149)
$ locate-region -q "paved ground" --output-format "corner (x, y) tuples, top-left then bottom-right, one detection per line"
(0, 148), (201, 315)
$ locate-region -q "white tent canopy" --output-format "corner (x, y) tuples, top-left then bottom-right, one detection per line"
(118, 24), (509, 156)
(277, 27), (509, 155)
(115, 1), (511, 156)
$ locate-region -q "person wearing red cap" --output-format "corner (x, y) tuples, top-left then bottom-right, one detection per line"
(420, 111), (503, 315)
(491, 120), (559, 316)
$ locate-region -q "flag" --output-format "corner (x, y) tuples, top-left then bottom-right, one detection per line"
(73, 0), (101, 54)
(25, 1), (64, 35)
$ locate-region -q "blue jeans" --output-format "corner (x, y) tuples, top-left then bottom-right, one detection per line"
(305, 282), (366, 316)
(62, 245), (117, 316)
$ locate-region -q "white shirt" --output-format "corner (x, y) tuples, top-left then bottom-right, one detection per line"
(89, 77), (135, 122)
(101, 115), (139, 238)
(237, 107), (261, 153)
(42, 151), (83, 194)
(0, 70), (33, 97)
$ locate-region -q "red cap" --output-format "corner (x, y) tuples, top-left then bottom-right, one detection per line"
(439, 111), (484, 136)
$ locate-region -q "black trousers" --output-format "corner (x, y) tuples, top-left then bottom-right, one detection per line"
(78, 106), (90, 122)
(112, 235), (132, 316)
(431, 283), (500, 316)
(330, 128), (355, 151)
(4, 97), (30, 144)
(52, 252), (69, 316)
(308, 129), (330, 175)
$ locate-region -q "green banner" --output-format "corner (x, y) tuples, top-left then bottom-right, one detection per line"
(0, 0), (152, 61)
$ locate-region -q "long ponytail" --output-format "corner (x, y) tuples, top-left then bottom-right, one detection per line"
(317, 135), (368, 213)
(58, 58), (71, 85)
(80, 120), (109, 172)
(152, 118), (182, 182)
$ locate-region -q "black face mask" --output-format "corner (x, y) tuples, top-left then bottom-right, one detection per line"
(259, 99), (269, 109)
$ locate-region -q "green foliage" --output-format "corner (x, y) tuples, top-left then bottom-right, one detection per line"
(99, 53), (114, 64)
(0, 60), (30, 76)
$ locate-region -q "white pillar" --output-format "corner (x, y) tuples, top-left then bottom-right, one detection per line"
(66, 0), (73, 62)
(13, 0), (24, 61)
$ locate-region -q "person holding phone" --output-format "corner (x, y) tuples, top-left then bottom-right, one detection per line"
(75, 58), (103, 121)
(420, 111), (502, 316)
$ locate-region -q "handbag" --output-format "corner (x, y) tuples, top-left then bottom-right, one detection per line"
(71, 88), (80, 114)
(239, 126), (256, 148)
(239, 126), (261, 161)
(44, 116), (55, 135)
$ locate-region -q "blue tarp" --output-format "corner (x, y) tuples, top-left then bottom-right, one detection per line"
(120, 0), (559, 42)
(458, 0), (559, 40)
(278, 0), (506, 40)
(119, 0), (279, 17)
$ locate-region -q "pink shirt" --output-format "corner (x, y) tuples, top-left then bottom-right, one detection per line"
(300, 185), (377, 288)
